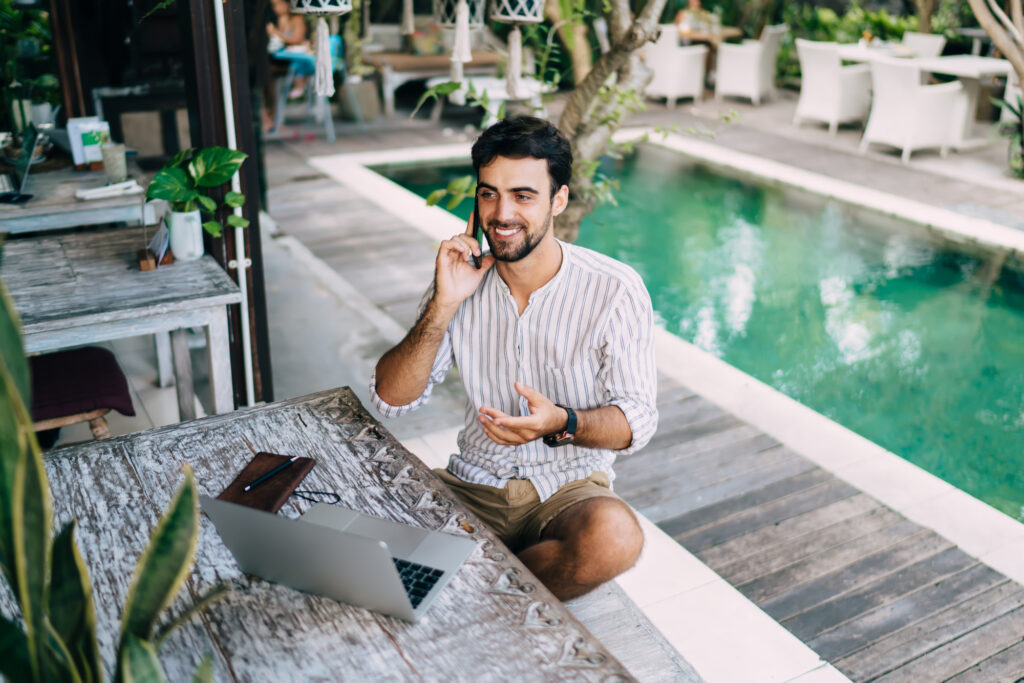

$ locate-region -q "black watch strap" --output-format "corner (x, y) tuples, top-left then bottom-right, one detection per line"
(543, 405), (577, 447)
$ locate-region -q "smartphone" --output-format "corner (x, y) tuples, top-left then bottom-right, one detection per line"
(472, 197), (483, 269)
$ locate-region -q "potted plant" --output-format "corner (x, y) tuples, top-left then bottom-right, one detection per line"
(145, 146), (250, 261)
(0, 262), (228, 681)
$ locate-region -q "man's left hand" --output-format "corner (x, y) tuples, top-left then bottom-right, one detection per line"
(478, 382), (567, 446)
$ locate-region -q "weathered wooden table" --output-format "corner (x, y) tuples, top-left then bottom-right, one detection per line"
(18, 388), (633, 681)
(0, 227), (241, 419)
(0, 165), (153, 234)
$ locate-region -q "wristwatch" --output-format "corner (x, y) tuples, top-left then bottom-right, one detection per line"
(543, 405), (577, 447)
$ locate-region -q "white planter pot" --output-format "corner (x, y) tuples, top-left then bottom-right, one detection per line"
(167, 210), (204, 261)
(30, 102), (53, 126)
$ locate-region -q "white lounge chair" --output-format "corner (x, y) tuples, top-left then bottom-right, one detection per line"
(901, 31), (947, 58)
(793, 39), (872, 135)
(644, 26), (708, 108)
(714, 24), (787, 105)
(860, 58), (963, 163)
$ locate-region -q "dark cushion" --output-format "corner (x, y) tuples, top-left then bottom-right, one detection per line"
(30, 347), (136, 421)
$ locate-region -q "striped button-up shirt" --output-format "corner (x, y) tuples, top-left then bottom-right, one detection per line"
(370, 240), (658, 501)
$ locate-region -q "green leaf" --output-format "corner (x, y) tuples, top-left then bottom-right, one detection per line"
(201, 221), (222, 238)
(225, 214), (249, 229)
(146, 168), (195, 204)
(195, 196), (216, 213)
(166, 147), (196, 170)
(188, 147), (247, 188)
(154, 582), (231, 647)
(425, 189), (447, 206)
(119, 635), (165, 683)
(447, 175), (473, 195)
(0, 613), (30, 681)
(446, 194), (467, 211)
(0, 276), (29, 412)
(191, 655), (213, 683)
(223, 192), (245, 209)
(49, 521), (102, 683)
(43, 620), (82, 683)
(12, 429), (52, 681)
(119, 468), (200, 650)
(412, 81), (461, 117)
(0, 273), (32, 584)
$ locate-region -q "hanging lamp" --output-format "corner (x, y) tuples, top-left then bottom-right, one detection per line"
(434, 0), (486, 103)
(490, 0), (543, 99)
(291, 0), (353, 97)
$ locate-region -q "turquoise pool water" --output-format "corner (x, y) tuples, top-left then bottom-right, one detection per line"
(377, 145), (1024, 520)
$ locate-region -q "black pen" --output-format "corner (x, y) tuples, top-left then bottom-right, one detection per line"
(243, 456), (299, 492)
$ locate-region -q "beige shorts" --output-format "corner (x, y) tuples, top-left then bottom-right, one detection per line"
(434, 469), (621, 552)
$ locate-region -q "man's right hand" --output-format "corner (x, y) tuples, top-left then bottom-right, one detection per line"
(433, 211), (495, 310)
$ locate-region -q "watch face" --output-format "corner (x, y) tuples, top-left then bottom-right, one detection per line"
(544, 432), (575, 447)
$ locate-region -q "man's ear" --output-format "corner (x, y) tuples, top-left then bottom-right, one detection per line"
(552, 184), (569, 217)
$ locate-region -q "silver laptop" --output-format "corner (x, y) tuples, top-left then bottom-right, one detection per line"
(200, 496), (477, 621)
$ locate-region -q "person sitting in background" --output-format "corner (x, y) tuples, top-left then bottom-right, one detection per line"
(675, 0), (710, 35)
(268, 0), (309, 99)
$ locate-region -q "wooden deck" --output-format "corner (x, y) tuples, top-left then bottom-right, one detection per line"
(265, 129), (1024, 681)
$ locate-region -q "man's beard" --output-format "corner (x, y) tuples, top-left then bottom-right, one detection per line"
(486, 204), (554, 263)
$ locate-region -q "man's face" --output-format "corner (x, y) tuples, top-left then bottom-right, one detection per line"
(476, 156), (566, 263)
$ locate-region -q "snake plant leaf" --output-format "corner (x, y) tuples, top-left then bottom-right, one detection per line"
(0, 276), (29, 411)
(223, 191), (245, 209)
(201, 221), (222, 238)
(43, 620), (82, 683)
(12, 431), (52, 681)
(0, 269), (37, 598)
(50, 521), (102, 683)
(0, 613), (30, 681)
(119, 467), (199, 650)
(188, 147), (247, 188)
(154, 582), (231, 647)
(190, 654), (213, 683)
(119, 634), (166, 683)
(145, 168), (194, 204)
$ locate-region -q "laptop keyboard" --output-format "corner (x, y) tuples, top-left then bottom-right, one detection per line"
(392, 558), (444, 608)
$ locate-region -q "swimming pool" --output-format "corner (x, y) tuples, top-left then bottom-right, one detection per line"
(375, 144), (1024, 521)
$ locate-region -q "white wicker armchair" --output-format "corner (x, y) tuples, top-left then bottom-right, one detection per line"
(901, 31), (947, 58)
(644, 26), (708, 108)
(793, 39), (872, 135)
(714, 24), (787, 105)
(859, 58), (963, 163)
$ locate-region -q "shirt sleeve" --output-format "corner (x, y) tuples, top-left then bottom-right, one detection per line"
(598, 283), (658, 454)
(368, 285), (456, 418)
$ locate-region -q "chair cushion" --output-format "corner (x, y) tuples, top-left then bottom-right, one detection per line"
(30, 347), (135, 421)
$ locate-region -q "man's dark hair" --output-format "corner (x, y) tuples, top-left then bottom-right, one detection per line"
(471, 117), (573, 197)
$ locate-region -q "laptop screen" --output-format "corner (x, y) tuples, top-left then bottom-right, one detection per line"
(13, 124), (40, 195)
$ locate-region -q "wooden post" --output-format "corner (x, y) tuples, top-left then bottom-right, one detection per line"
(181, 0), (274, 408)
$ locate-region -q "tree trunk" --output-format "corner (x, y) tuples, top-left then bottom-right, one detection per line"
(967, 0), (1024, 92)
(914, 0), (936, 34)
(544, 1), (593, 84)
(553, 0), (670, 241)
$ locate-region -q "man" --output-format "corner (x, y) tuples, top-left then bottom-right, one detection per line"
(371, 117), (657, 600)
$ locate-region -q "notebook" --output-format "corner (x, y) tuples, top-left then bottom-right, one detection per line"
(216, 451), (315, 513)
(200, 497), (477, 622)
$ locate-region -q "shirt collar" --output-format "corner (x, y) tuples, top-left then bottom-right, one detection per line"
(489, 239), (571, 303)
